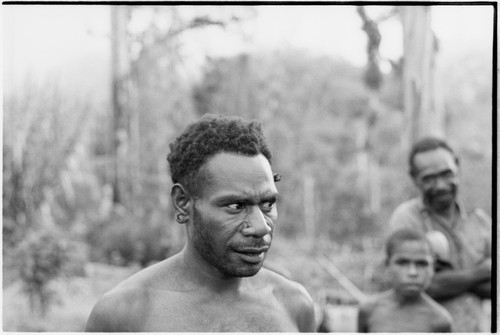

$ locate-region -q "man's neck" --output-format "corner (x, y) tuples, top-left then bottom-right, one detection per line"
(428, 202), (458, 226)
(179, 246), (246, 294)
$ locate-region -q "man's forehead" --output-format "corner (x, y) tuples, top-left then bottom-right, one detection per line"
(205, 152), (272, 173)
(199, 152), (276, 195)
(414, 148), (457, 172)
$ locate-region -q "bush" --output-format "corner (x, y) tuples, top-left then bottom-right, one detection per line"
(17, 227), (87, 316)
(87, 208), (177, 267)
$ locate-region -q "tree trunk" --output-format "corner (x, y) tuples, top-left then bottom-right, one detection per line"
(356, 6), (383, 215)
(111, 6), (130, 205)
(401, 6), (444, 147)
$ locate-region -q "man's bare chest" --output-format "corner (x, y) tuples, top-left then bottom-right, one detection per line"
(137, 289), (299, 332)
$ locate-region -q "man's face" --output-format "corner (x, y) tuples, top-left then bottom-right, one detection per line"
(387, 240), (434, 299)
(412, 148), (459, 212)
(188, 153), (278, 278)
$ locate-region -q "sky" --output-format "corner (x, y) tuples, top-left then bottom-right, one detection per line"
(2, 4), (494, 100)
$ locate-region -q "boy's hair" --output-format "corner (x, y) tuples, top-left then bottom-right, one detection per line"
(408, 137), (459, 177)
(385, 228), (433, 263)
(167, 114), (272, 194)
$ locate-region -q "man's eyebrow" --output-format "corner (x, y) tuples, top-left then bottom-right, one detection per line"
(215, 194), (248, 203)
(215, 192), (279, 204)
(262, 193), (279, 201)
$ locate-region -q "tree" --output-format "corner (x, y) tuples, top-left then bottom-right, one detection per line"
(356, 6), (396, 215)
(400, 6), (444, 147)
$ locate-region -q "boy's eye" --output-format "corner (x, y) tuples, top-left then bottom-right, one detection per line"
(416, 260), (430, 267)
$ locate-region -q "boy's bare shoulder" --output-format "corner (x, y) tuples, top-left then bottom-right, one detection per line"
(422, 293), (453, 332)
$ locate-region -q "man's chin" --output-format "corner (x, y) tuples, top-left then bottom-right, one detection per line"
(226, 263), (263, 278)
(427, 193), (456, 211)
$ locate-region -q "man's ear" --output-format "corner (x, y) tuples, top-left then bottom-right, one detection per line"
(409, 171), (419, 187)
(171, 183), (193, 224)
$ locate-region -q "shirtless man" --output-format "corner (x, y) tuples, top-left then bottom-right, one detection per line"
(357, 228), (452, 332)
(85, 114), (316, 332)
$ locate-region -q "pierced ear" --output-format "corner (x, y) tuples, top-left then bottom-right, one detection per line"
(171, 183), (193, 224)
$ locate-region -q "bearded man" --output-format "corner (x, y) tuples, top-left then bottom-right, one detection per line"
(85, 114), (316, 332)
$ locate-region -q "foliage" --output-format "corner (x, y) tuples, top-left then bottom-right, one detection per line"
(86, 207), (184, 267)
(17, 226), (87, 316)
(3, 82), (97, 314)
(3, 80), (91, 247)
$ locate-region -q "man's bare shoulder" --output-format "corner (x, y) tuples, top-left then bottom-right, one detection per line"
(85, 280), (142, 331)
(257, 267), (316, 331)
(258, 267), (312, 303)
(85, 257), (180, 332)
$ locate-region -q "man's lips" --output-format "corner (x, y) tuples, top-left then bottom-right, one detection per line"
(233, 247), (269, 264)
(236, 247), (269, 253)
(430, 190), (453, 199)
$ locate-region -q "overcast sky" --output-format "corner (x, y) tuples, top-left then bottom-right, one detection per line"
(2, 4), (494, 99)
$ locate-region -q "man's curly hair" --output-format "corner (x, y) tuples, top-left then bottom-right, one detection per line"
(167, 114), (272, 194)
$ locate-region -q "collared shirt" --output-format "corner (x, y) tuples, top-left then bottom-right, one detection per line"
(388, 197), (491, 332)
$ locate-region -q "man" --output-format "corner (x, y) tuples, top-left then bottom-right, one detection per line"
(388, 137), (491, 332)
(357, 228), (452, 332)
(85, 114), (316, 332)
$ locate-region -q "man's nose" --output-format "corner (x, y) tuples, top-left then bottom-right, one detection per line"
(242, 206), (271, 237)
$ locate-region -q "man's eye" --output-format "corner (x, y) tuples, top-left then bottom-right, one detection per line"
(227, 203), (245, 210)
(440, 170), (454, 179)
(421, 175), (434, 184)
(395, 259), (409, 266)
(260, 200), (276, 211)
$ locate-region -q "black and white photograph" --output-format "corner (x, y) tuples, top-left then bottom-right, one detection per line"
(3, 2), (494, 332)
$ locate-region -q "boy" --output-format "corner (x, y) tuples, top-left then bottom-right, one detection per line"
(357, 228), (453, 332)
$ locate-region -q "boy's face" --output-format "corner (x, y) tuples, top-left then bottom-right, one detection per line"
(387, 240), (434, 299)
